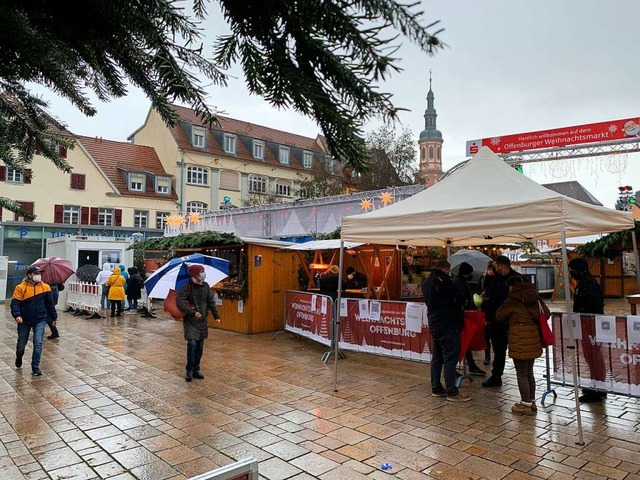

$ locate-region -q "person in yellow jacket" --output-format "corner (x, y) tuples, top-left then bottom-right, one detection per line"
(106, 267), (126, 317)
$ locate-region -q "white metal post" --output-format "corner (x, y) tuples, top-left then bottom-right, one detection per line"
(334, 240), (345, 392)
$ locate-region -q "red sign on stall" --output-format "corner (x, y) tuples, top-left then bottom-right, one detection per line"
(284, 291), (332, 346)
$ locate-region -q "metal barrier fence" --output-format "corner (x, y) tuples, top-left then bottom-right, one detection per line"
(66, 281), (102, 319)
(549, 313), (640, 397)
(188, 458), (258, 480)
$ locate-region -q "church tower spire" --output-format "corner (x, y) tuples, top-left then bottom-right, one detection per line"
(418, 71), (443, 186)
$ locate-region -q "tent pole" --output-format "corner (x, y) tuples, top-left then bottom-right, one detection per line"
(631, 230), (640, 292)
(561, 230), (585, 445)
(334, 240), (345, 392)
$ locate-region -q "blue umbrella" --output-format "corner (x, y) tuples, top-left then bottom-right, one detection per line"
(144, 253), (230, 299)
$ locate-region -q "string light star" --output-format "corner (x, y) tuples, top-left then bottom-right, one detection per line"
(380, 191), (393, 206)
(360, 198), (372, 211)
(188, 212), (201, 224)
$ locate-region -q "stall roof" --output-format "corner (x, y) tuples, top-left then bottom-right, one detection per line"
(239, 237), (296, 248)
(341, 147), (634, 246)
(284, 240), (363, 250)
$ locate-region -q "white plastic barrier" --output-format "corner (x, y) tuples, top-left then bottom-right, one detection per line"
(188, 458), (258, 480)
(66, 281), (102, 318)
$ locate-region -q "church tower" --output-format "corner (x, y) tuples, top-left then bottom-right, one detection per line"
(418, 73), (443, 186)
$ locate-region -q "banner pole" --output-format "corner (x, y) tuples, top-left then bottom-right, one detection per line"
(561, 230), (585, 445)
(334, 240), (345, 392)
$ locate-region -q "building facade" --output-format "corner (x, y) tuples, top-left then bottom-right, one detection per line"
(129, 105), (330, 214)
(418, 76), (444, 186)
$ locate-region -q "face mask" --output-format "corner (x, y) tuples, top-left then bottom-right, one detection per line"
(32, 275), (42, 283)
(198, 272), (206, 281)
(348, 274), (355, 280)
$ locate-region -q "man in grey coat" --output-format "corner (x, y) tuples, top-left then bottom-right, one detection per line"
(177, 264), (221, 382)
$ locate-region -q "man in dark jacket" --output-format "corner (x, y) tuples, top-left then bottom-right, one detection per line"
(11, 266), (58, 376)
(423, 260), (470, 401)
(569, 257), (607, 403)
(482, 255), (523, 388)
(177, 264), (221, 382)
(453, 262), (485, 376)
(345, 266), (367, 290)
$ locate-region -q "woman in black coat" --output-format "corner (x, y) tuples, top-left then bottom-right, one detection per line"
(126, 267), (144, 312)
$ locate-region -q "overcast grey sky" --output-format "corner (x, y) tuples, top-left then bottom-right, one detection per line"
(34, 0), (640, 209)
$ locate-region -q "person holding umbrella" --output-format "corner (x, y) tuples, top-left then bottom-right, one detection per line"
(177, 264), (221, 382)
(11, 266), (58, 376)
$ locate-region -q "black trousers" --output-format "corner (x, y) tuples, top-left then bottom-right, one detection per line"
(489, 321), (508, 378)
(46, 317), (58, 335)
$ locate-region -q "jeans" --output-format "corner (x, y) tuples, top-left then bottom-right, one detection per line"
(17, 321), (46, 370)
(186, 339), (204, 373)
(128, 298), (138, 311)
(101, 294), (111, 309)
(489, 321), (508, 378)
(110, 300), (122, 317)
(430, 329), (460, 396)
(513, 358), (536, 403)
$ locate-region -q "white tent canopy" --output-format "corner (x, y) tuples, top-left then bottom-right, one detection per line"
(285, 240), (363, 251)
(341, 147), (634, 246)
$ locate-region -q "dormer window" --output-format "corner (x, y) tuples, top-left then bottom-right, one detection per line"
(192, 127), (206, 148)
(129, 173), (145, 192)
(303, 151), (313, 169)
(155, 176), (171, 194)
(253, 140), (264, 159)
(279, 146), (290, 164)
(224, 134), (237, 154)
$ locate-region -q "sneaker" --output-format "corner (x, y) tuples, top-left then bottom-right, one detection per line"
(469, 365), (486, 377)
(32, 368), (43, 376)
(447, 393), (471, 402)
(192, 371), (205, 380)
(511, 403), (534, 415)
(185, 371), (193, 382)
(15, 357), (22, 368)
(431, 389), (447, 397)
(482, 376), (502, 388)
(47, 332), (60, 340)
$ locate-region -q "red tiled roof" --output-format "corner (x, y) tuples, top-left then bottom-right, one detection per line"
(169, 105), (325, 169)
(77, 136), (177, 200)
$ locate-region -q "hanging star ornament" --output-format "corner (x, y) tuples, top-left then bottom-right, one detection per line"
(360, 198), (372, 211)
(380, 191), (393, 206)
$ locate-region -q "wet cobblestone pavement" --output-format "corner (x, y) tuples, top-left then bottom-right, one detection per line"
(1, 300), (639, 479)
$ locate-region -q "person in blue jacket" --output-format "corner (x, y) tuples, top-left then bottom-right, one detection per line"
(11, 266), (58, 376)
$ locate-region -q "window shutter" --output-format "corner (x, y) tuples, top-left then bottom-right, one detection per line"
(59, 145), (67, 158)
(114, 209), (122, 226)
(0, 166), (5, 181)
(24, 169), (32, 184)
(81, 206), (89, 225)
(90, 207), (98, 225)
(16, 202), (34, 221)
(34, 147), (41, 155)
(70, 173), (86, 190)
(54, 205), (63, 223)
(70, 174), (77, 189)
(79, 175), (85, 190)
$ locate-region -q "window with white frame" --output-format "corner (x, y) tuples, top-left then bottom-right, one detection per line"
(6, 167), (23, 183)
(275, 180), (292, 197)
(219, 170), (239, 190)
(224, 134), (237, 154)
(156, 211), (170, 229)
(192, 127), (206, 148)
(155, 176), (171, 194)
(302, 151), (313, 169)
(186, 201), (207, 213)
(186, 166), (208, 186)
(248, 175), (267, 194)
(134, 210), (148, 228)
(278, 146), (290, 164)
(252, 140), (264, 159)
(129, 173), (145, 191)
(63, 205), (80, 225)
(98, 208), (114, 226)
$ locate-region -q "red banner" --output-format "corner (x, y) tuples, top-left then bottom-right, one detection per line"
(339, 299), (432, 361)
(284, 291), (332, 346)
(466, 117), (640, 156)
(551, 314), (640, 397)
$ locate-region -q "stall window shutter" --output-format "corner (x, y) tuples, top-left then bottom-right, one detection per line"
(0, 166), (5, 181)
(24, 169), (32, 184)
(54, 205), (63, 223)
(81, 206), (89, 225)
(114, 209), (122, 226)
(90, 207), (98, 225)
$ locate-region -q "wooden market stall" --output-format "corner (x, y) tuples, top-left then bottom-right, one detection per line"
(133, 233), (298, 334)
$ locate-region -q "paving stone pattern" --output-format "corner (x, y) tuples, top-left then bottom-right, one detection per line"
(0, 300), (639, 479)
